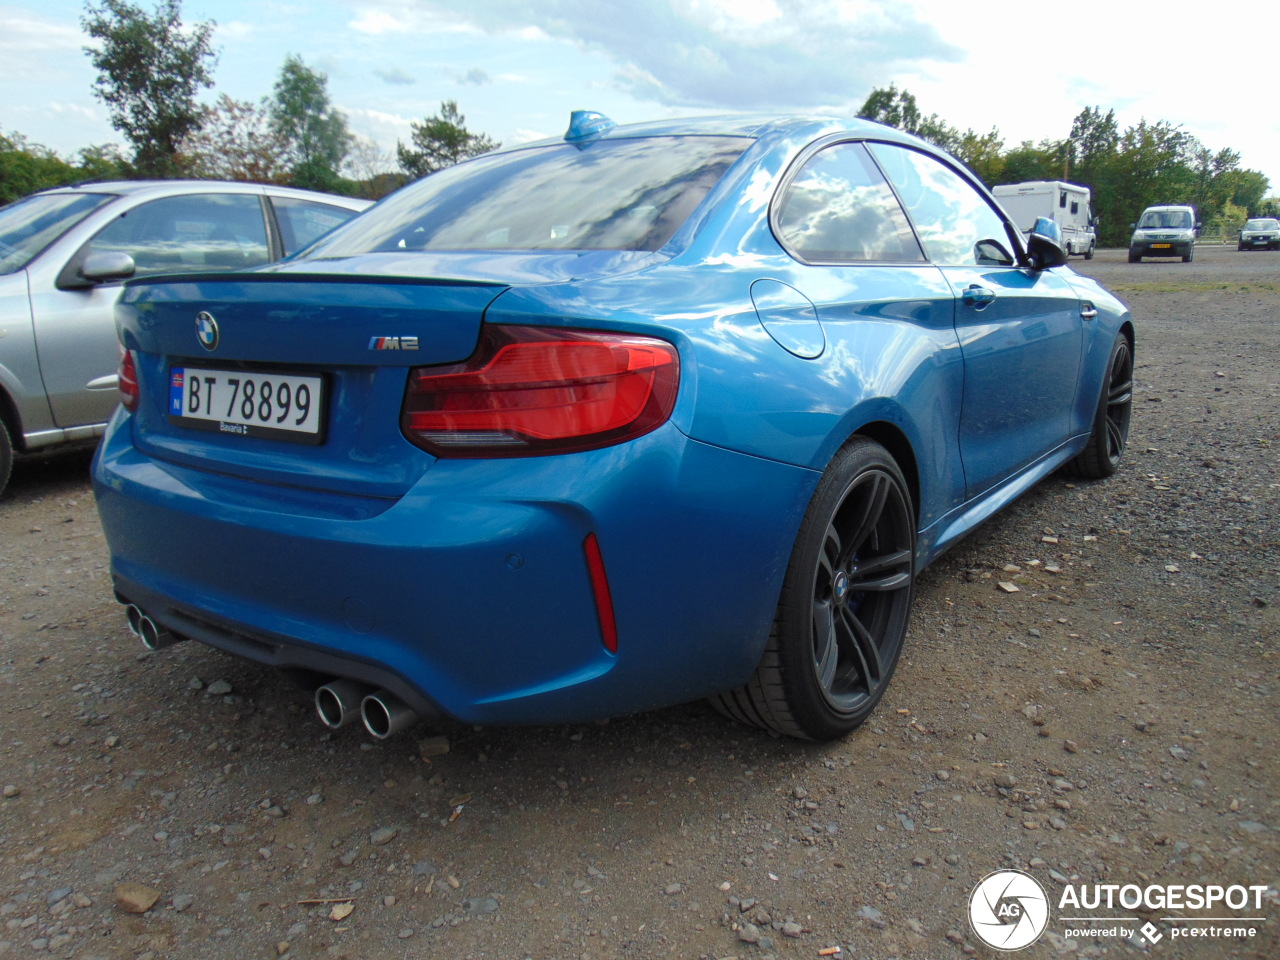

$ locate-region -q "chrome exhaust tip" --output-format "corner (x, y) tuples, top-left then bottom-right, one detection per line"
(138, 613), (178, 650)
(126, 605), (181, 650)
(361, 689), (418, 739)
(315, 679), (372, 730)
(125, 603), (145, 638)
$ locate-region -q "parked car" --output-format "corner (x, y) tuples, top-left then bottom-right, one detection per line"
(0, 181), (371, 495)
(1128, 204), (1199, 262)
(93, 112), (1133, 742)
(1238, 217), (1280, 251)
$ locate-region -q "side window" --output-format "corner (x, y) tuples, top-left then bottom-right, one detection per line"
(867, 143), (1014, 267)
(273, 198), (360, 256)
(84, 194), (270, 277)
(1059, 191), (1067, 208)
(775, 141), (923, 262)
(1070, 200), (1080, 215)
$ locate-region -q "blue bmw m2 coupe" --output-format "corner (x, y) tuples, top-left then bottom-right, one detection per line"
(93, 112), (1133, 741)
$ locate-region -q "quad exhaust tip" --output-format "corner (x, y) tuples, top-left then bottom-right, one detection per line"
(361, 689), (418, 739)
(315, 679), (371, 730)
(125, 603), (181, 650)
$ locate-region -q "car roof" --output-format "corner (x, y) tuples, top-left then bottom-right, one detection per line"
(33, 179), (371, 210)
(511, 113), (927, 152)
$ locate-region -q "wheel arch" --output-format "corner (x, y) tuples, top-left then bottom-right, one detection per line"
(844, 419), (921, 527)
(0, 386), (21, 454)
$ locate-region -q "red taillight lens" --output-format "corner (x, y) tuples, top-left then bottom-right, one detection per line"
(118, 345), (139, 413)
(402, 325), (679, 457)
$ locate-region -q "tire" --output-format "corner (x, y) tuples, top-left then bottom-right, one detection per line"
(1084, 243), (1095, 261)
(1066, 333), (1133, 479)
(0, 418), (12, 500)
(711, 438), (915, 740)
(1128, 250), (1141, 263)
(1182, 247), (1193, 263)
(1238, 244), (1246, 251)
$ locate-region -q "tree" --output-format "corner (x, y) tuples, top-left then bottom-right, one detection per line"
(269, 55), (352, 192)
(856, 84), (960, 153)
(344, 136), (403, 199)
(397, 101), (499, 180)
(183, 94), (289, 182)
(0, 132), (79, 203)
(81, 0), (217, 177)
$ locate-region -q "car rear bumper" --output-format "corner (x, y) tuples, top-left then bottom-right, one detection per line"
(93, 416), (817, 725)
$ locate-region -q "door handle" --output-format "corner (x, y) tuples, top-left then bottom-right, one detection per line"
(962, 285), (996, 308)
(1081, 302), (1098, 320)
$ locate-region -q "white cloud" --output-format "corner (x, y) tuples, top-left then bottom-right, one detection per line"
(419, 0), (960, 109)
(349, 9), (405, 34)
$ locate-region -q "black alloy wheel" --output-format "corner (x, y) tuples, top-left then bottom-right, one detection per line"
(1067, 333), (1133, 479)
(711, 439), (916, 740)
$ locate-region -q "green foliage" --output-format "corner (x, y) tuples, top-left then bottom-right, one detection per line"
(397, 101), (499, 180)
(80, 0), (217, 177)
(184, 94), (289, 182)
(860, 88), (1271, 247)
(269, 55), (352, 193)
(0, 131), (128, 205)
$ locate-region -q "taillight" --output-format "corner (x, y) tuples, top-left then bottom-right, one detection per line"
(402, 325), (679, 457)
(118, 345), (139, 413)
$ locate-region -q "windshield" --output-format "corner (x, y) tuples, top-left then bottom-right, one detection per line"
(0, 192), (116, 275)
(305, 136), (749, 257)
(1244, 219), (1278, 231)
(1138, 209), (1193, 229)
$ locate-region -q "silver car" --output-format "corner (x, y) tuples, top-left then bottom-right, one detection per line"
(1238, 217), (1280, 251)
(0, 181), (371, 495)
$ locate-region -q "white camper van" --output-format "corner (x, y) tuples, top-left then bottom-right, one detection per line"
(992, 181), (1097, 259)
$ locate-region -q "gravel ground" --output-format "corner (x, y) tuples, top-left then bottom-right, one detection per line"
(0, 244), (1276, 960)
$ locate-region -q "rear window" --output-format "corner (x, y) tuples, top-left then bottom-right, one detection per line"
(305, 136), (748, 256)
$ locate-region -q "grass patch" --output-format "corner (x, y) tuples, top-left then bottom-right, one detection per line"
(1107, 280), (1280, 295)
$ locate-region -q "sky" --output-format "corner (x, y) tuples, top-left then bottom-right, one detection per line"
(2, 0), (1278, 198)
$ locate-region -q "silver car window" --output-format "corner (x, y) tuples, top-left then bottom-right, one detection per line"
(0, 192), (115, 275)
(273, 197), (363, 257)
(84, 193), (271, 276)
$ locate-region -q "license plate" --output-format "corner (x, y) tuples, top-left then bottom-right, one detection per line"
(169, 367), (325, 444)
(1151, 243), (1171, 249)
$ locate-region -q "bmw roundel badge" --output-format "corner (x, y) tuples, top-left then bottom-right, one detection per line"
(195, 311), (220, 351)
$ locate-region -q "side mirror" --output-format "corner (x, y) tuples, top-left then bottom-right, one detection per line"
(80, 251), (137, 284)
(1129, 222), (1137, 229)
(1026, 216), (1068, 270)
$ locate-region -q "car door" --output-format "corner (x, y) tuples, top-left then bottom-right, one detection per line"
(30, 192), (272, 429)
(867, 143), (1085, 499)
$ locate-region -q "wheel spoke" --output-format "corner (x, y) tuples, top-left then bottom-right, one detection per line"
(818, 526), (841, 584)
(834, 604), (880, 691)
(812, 599), (838, 691)
(842, 472), (890, 560)
(847, 548), (913, 592)
(1106, 416), (1126, 459)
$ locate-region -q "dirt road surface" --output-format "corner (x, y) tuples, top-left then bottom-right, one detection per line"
(1, 244), (1276, 959)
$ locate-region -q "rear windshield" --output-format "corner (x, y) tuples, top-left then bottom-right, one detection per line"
(1138, 209), (1193, 229)
(0, 191), (115, 275)
(305, 136), (749, 256)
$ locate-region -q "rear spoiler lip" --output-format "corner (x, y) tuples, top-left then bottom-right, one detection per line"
(124, 270), (508, 290)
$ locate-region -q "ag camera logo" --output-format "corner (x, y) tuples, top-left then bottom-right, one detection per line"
(969, 870), (1050, 951)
